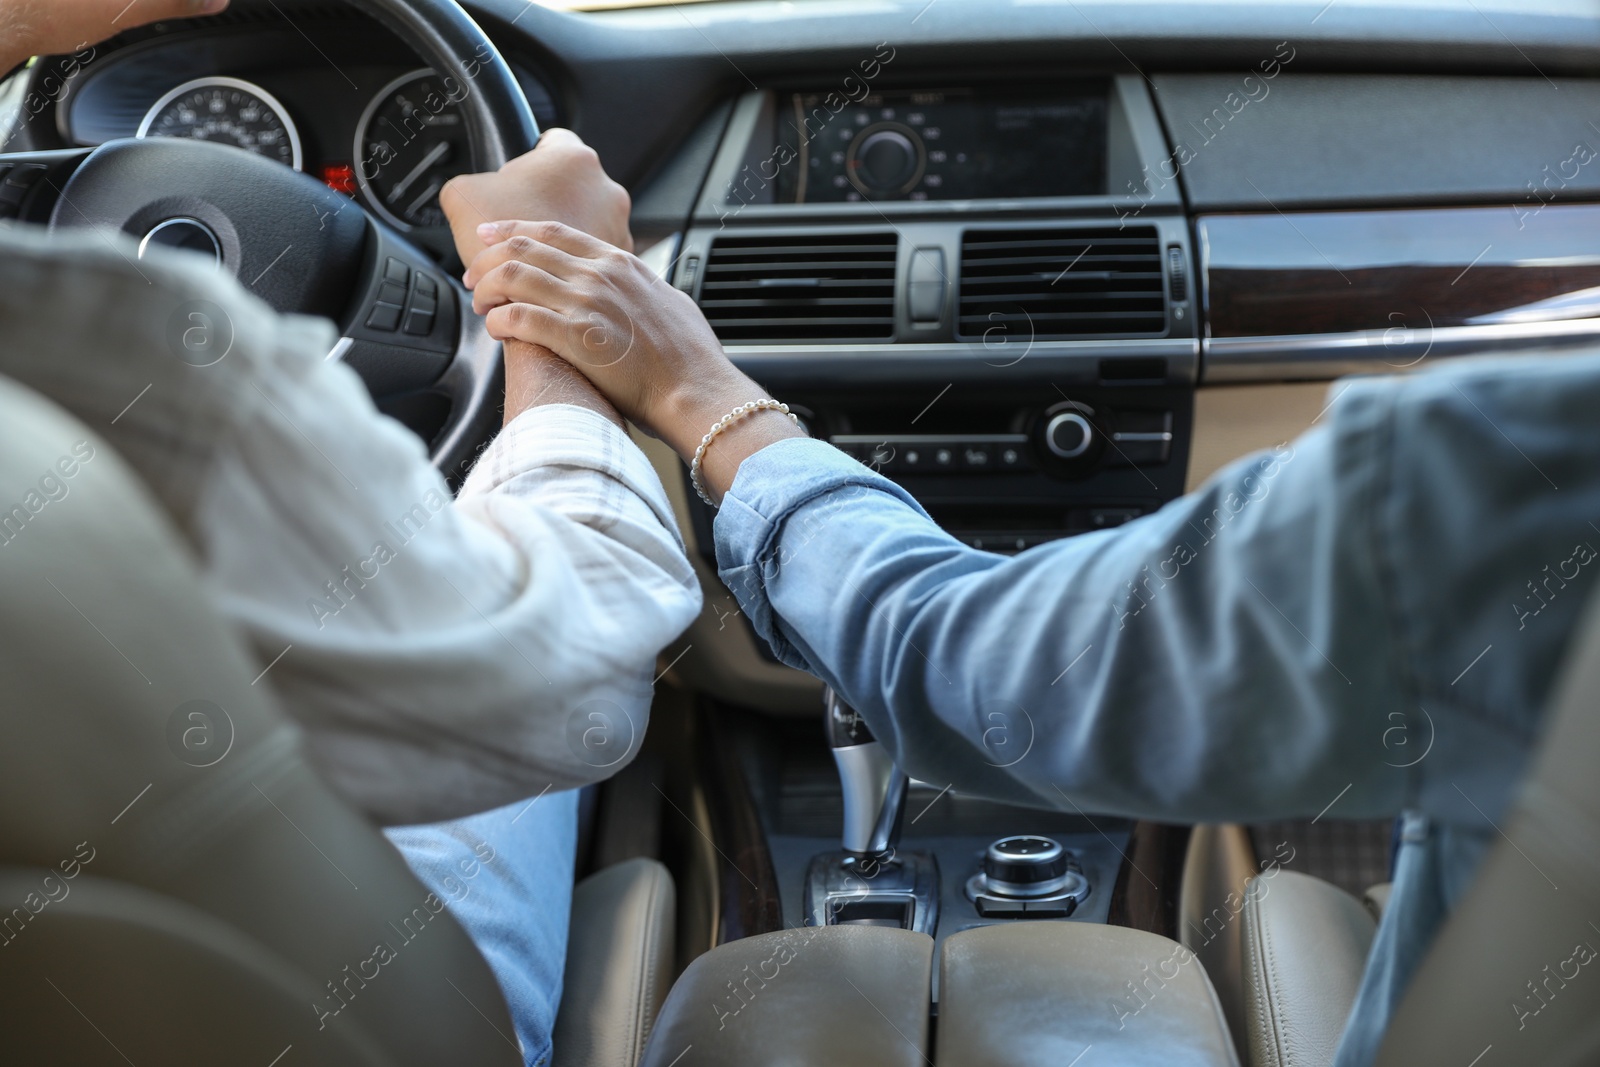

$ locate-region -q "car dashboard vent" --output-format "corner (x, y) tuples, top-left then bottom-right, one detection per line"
(958, 226), (1167, 340)
(698, 232), (898, 344)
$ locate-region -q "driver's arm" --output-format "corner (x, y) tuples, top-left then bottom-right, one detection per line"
(0, 0), (228, 75)
(0, 224), (700, 827)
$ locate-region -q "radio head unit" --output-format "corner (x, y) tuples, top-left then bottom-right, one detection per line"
(774, 85), (1110, 204)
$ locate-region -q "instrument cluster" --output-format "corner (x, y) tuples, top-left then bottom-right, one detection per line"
(62, 27), (559, 241)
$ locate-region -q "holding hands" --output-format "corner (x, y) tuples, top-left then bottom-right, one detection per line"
(465, 221), (806, 499)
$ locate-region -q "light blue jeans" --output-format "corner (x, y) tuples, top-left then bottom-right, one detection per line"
(385, 788), (578, 1067)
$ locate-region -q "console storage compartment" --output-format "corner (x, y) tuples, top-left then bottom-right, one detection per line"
(938, 922), (1239, 1066)
(639, 921), (1239, 1066)
(638, 926), (934, 1067)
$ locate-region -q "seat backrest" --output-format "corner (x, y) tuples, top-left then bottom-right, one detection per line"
(1377, 590), (1600, 1064)
(0, 377), (521, 1065)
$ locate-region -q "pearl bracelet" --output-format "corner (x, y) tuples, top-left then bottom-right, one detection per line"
(690, 399), (799, 507)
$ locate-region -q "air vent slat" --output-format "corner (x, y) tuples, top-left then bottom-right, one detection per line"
(698, 232), (898, 344)
(958, 226), (1169, 341)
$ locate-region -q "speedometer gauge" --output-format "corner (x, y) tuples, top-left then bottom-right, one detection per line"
(354, 70), (471, 230)
(137, 77), (302, 171)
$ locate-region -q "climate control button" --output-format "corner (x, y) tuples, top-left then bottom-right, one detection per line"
(1045, 411), (1095, 459)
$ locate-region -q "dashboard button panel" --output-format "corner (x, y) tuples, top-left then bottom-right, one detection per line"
(831, 434), (1032, 475)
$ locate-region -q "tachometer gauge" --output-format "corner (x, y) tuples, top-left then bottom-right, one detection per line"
(137, 76), (302, 171)
(354, 70), (470, 230)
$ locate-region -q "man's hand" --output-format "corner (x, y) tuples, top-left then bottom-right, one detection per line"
(1, 0), (226, 72)
(440, 129), (632, 267)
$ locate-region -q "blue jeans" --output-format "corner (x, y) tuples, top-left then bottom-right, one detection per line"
(385, 788), (578, 1067)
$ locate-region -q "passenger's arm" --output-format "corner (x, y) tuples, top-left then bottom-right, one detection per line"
(469, 225), (1588, 829)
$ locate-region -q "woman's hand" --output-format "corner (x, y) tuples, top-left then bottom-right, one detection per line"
(464, 220), (806, 498)
(1, 0), (227, 72)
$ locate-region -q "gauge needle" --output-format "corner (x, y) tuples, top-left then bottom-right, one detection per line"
(406, 179), (445, 221)
(388, 141), (450, 204)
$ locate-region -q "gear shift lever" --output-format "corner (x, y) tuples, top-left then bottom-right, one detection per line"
(805, 688), (936, 933)
(824, 687), (907, 860)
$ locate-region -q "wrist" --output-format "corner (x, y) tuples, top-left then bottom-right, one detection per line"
(657, 364), (770, 462)
(671, 379), (808, 507)
(504, 343), (623, 428)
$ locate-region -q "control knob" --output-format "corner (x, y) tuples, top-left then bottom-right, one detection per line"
(848, 124), (924, 196)
(983, 835), (1075, 898)
(1044, 411), (1095, 460)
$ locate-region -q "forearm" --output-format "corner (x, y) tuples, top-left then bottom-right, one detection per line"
(716, 419), (1411, 824)
(1, 0), (230, 75)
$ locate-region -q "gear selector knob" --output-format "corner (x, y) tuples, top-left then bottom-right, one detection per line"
(825, 687), (907, 859)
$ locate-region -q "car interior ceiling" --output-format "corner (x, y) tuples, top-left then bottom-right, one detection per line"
(3, 0), (1600, 1065)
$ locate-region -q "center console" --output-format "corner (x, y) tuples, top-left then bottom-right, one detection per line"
(673, 74), (1197, 563)
(658, 73), (1213, 1062)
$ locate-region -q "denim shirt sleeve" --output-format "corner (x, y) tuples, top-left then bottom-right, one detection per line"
(714, 355), (1600, 827)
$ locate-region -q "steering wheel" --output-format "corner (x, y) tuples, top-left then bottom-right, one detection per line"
(31, 0), (538, 482)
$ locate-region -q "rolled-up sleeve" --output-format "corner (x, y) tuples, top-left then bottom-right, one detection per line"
(0, 229), (701, 826)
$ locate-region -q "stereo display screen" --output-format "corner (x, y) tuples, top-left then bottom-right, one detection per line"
(774, 85), (1109, 204)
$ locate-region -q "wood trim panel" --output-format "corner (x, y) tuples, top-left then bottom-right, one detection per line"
(1201, 205), (1600, 338)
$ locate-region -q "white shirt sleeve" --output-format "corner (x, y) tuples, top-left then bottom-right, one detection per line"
(0, 228), (701, 825)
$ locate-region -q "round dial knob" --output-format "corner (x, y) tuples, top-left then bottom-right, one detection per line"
(984, 836), (1073, 897)
(1045, 411), (1095, 459)
(847, 124), (924, 196)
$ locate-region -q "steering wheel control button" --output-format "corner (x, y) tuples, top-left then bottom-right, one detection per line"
(0, 163), (47, 218)
(404, 307), (436, 336)
(366, 302), (403, 332)
(1045, 411), (1094, 459)
(384, 257), (411, 285)
(404, 271), (441, 336)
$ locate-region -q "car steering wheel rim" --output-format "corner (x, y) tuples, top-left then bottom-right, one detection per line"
(31, 0), (539, 483)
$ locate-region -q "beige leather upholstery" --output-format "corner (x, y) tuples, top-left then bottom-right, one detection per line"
(1181, 823), (1260, 1053)
(637, 925), (934, 1067)
(0, 379), (520, 1063)
(1375, 592), (1600, 1065)
(938, 922), (1240, 1067)
(1240, 871), (1376, 1067)
(1361, 882), (1391, 922)
(554, 858), (677, 1067)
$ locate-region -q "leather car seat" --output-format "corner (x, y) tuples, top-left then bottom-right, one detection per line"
(0, 375), (674, 1064)
(1238, 590), (1600, 1067)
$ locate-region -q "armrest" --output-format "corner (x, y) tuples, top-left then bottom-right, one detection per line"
(553, 859), (676, 1067)
(1241, 871), (1376, 1067)
(937, 922), (1240, 1067)
(637, 926), (934, 1067)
